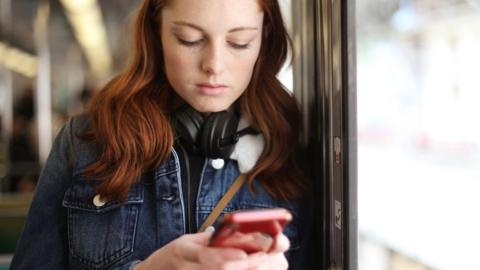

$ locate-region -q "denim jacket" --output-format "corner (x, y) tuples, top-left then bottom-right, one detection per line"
(11, 115), (313, 270)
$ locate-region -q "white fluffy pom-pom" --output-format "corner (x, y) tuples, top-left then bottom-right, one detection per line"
(229, 133), (264, 173)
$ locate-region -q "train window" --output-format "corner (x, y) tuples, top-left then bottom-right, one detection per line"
(357, 1), (480, 269)
(278, 0), (294, 92)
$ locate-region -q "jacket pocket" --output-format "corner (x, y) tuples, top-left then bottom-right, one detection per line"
(62, 181), (143, 270)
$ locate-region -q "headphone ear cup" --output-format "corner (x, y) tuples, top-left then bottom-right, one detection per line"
(173, 105), (204, 153)
(201, 111), (239, 159)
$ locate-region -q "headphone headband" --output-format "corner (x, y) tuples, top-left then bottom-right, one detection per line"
(172, 105), (257, 159)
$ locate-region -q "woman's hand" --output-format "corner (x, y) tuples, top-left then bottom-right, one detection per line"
(134, 231), (277, 270)
(246, 233), (290, 270)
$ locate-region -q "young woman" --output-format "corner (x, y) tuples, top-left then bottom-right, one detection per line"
(12, 0), (313, 269)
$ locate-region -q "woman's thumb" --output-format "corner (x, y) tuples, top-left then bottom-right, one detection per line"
(187, 228), (214, 245)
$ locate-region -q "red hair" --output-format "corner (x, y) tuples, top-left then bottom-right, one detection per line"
(85, 0), (307, 201)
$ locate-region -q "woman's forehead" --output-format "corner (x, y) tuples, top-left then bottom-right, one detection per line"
(162, 0), (264, 30)
(164, 0), (262, 10)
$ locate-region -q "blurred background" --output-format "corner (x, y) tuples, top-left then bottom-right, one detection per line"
(1, 0), (480, 269)
(0, 0), (140, 195)
(357, 0), (480, 269)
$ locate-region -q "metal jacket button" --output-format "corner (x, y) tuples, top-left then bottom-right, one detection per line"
(211, 158), (225, 170)
(160, 195), (176, 201)
(93, 194), (106, 207)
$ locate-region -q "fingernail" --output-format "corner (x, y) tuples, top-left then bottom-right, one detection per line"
(253, 252), (267, 259)
(204, 226), (215, 233)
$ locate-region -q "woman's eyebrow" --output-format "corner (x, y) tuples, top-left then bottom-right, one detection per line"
(228, 27), (259, 33)
(173, 21), (259, 33)
(173, 21), (204, 32)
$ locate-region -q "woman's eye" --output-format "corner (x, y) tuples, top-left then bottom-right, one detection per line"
(177, 38), (204, 47)
(229, 42), (250, 50)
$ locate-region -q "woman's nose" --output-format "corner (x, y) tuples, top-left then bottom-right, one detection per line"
(201, 43), (226, 76)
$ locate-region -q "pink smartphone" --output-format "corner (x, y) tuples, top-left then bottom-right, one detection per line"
(208, 208), (292, 253)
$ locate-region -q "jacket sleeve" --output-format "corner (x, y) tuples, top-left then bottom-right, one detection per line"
(10, 119), (74, 269)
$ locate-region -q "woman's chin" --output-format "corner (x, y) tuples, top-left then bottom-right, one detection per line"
(190, 103), (232, 114)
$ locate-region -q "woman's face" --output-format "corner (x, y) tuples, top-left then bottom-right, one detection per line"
(160, 0), (264, 113)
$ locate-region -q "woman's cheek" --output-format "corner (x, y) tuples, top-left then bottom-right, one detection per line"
(164, 48), (197, 88)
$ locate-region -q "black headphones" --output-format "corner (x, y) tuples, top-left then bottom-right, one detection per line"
(172, 104), (258, 159)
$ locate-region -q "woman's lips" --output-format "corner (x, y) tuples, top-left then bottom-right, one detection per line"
(196, 83), (228, 96)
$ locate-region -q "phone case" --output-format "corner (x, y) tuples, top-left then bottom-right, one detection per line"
(209, 208), (292, 253)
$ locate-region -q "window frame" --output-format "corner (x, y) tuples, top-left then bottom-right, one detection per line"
(292, 0), (357, 269)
